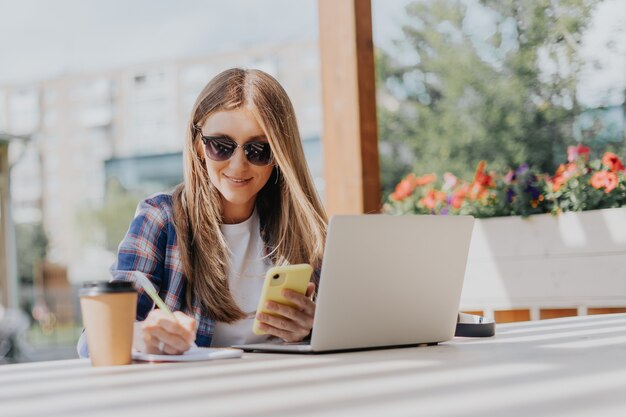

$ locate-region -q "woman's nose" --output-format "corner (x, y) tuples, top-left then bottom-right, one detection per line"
(228, 146), (248, 168)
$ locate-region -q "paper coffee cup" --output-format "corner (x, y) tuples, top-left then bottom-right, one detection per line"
(79, 281), (137, 366)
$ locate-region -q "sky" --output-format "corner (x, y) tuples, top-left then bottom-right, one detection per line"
(0, 0), (623, 106)
(0, 0), (410, 84)
(0, 0), (320, 83)
(576, 0), (626, 106)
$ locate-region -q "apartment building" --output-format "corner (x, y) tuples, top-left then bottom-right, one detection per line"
(0, 40), (322, 283)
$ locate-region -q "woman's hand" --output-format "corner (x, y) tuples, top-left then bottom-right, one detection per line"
(141, 310), (197, 355)
(256, 282), (316, 343)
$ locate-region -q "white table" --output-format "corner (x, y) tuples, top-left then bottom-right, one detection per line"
(2, 313), (626, 417)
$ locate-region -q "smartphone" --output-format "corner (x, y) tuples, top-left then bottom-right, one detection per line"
(253, 263), (313, 335)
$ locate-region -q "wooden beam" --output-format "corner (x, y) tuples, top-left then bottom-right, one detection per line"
(318, 0), (381, 216)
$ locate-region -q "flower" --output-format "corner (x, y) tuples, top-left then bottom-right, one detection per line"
(384, 148), (626, 219)
(442, 172), (458, 190)
(450, 183), (469, 209)
(420, 189), (446, 210)
(601, 152), (625, 173)
(567, 145), (590, 163)
(389, 173), (418, 201)
(550, 163), (578, 192)
(389, 173), (437, 201)
(590, 171), (619, 193)
(473, 161), (495, 187)
(415, 173), (437, 186)
(469, 161), (495, 200)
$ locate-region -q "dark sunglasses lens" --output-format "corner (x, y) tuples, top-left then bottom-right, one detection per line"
(205, 137), (236, 161)
(244, 142), (273, 166)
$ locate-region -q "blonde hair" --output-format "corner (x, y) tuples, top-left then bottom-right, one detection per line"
(173, 68), (327, 322)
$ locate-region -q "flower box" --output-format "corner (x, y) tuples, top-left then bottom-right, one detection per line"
(460, 207), (626, 320)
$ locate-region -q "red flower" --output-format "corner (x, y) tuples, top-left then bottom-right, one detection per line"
(390, 173), (437, 201)
(390, 174), (418, 201)
(472, 161), (494, 187)
(567, 145), (590, 163)
(530, 194), (545, 208)
(469, 161), (495, 200)
(414, 173), (437, 186)
(420, 189), (446, 210)
(590, 171), (619, 193)
(551, 163), (578, 192)
(601, 152), (625, 173)
(451, 184), (469, 209)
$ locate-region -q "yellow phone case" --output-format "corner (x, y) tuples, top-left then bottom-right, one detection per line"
(253, 263), (313, 335)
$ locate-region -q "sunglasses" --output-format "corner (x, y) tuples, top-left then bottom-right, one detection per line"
(196, 129), (273, 166)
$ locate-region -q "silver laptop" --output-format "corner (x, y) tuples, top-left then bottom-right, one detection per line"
(234, 214), (475, 353)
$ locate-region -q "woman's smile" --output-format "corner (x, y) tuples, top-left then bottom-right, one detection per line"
(224, 173), (253, 185)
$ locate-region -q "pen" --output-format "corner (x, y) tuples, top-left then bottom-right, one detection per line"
(131, 271), (178, 322)
(131, 271), (198, 350)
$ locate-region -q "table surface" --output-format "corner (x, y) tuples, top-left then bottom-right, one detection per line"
(2, 313), (626, 417)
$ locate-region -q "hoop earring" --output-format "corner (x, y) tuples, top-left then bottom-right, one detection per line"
(274, 167), (280, 185)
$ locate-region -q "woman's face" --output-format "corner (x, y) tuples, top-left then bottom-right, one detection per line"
(199, 109), (274, 223)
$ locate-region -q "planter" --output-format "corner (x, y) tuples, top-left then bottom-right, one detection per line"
(460, 207), (626, 320)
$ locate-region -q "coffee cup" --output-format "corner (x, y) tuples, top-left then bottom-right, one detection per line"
(79, 281), (137, 366)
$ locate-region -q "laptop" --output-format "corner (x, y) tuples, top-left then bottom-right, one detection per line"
(234, 214), (475, 353)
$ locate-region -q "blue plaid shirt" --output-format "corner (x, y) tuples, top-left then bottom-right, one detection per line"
(111, 193), (223, 347)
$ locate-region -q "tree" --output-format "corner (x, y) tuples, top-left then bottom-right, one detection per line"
(16, 222), (48, 285)
(377, 0), (601, 194)
(76, 178), (142, 253)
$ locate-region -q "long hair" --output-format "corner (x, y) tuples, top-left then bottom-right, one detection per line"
(173, 68), (327, 322)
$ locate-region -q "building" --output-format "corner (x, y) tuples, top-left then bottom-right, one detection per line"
(0, 40), (323, 284)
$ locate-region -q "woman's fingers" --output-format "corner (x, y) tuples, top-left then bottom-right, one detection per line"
(142, 325), (188, 354)
(263, 301), (311, 328)
(142, 332), (185, 355)
(257, 311), (298, 332)
(257, 321), (306, 343)
(281, 285), (316, 316)
(173, 311), (197, 343)
(305, 282), (316, 298)
(148, 326), (191, 352)
(142, 309), (196, 354)
(257, 283), (317, 342)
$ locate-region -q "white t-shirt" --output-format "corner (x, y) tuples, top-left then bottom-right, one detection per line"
(210, 209), (273, 347)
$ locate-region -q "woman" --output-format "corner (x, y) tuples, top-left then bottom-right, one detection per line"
(78, 68), (327, 356)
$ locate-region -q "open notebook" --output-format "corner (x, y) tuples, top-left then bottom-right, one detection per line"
(132, 347), (243, 362)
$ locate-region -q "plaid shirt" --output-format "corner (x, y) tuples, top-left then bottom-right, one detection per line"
(110, 193), (321, 348)
(109, 193), (216, 347)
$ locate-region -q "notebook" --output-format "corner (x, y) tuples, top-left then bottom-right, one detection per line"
(234, 214), (475, 353)
(132, 346), (243, 362)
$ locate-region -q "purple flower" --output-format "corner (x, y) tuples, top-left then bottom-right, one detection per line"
(526, 184), (541, 200)
(515, 164), (529, 176)
(507, 189), (515, 202)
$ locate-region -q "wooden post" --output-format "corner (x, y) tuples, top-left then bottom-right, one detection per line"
(318, 0), (381, 216)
